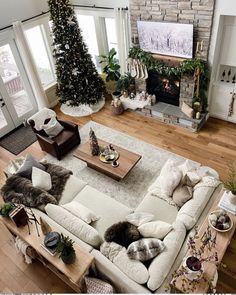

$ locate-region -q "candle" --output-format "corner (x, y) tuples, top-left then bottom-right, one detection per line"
(196, 41), (199, 53)
(196, 112), (200, 120)
(200, 40), (203, 51)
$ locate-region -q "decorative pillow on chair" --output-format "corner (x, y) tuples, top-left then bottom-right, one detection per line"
(62, 201), (99, 224)
(127, 238), (165, 261)
(138, 220), (172, 239)
(16, 154), (45, 179)
(104, 221), (141, 248)
(42, 117), (64, 138)
(32, 167), (52, 191)
(126, 212), (154, 227)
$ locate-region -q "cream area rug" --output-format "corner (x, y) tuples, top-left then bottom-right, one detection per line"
(44, 121), (197, 209)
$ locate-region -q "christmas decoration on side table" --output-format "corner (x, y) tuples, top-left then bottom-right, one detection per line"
(170, 226), (218, 293)
(48, 0), (105, 109)
(89, 128), (100, 156)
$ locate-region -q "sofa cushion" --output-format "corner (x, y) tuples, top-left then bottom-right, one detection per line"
(138, 221), (172, 239)
(100, 242), (149, 285)
(32, 208), (93, 252)
(148, 159), (182, 198)
(16, 154), (45, 179)
(126, 212), (154, 227)
(91, 249), (151, 293)
(45, 204), (102, 248)
(135, 192), (178, 224)
(73, 186), (133, 238)
(172, 175), (193, 208)
(32, 167), (52, 191)
(147, 220), (186, 291)
(59, 175), (87, 205)
(62, 201), (99, 224)
(176, 177), (220, 230)
(127, 238), (165, 261)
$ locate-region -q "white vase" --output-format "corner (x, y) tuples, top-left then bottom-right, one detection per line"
(183, 256), (204, 281)
(228, 191), (236, 205)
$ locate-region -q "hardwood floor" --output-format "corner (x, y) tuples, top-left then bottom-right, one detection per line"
(0, 102), (235, 293)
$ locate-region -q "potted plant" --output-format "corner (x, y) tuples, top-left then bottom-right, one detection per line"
(223, 164), (236, 205)
(0, 202), (15, 217)
(99, 48), (121, 94)
(171, 226), (218, 292)
(116, 73), (135, 98)
(56, 234), (76, 264)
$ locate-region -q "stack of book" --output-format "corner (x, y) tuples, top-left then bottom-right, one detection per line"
(218, 191), (236, 215)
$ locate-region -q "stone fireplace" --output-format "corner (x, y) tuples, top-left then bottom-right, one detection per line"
(129, 0), (215, 131)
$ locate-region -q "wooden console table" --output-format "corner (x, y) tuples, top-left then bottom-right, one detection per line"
(171, 189), (236, 293)
(0, 214), (94, 293)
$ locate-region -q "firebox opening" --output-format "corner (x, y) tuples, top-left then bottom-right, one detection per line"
(146, 70), (180, 107)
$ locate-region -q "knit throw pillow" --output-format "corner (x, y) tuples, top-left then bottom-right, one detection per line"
(127, 238), (165, 261)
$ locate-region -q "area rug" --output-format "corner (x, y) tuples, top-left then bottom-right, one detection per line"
(0, 125), (37, 155)
(44, 121), (198, 209)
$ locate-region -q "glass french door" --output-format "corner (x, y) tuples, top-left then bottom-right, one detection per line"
(0, 36), (38, 138)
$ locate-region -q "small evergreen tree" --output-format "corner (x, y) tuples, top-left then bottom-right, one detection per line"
(48, 0), (105, 106)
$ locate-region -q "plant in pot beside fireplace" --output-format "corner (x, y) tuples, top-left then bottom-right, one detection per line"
(116, 73), (135, 98)
(99, 48), (121, 96)
(171, 226), (218, 292)
(56, 234), (76, 264)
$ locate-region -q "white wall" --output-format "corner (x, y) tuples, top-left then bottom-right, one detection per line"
(0, 0), (129, 29)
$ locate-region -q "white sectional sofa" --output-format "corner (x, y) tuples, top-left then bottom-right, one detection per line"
(33, 169), (221, 293)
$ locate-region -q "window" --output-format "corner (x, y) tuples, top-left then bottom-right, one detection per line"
(25, 25), (55, 88)
(76, 14), (101, 72)
(105, 18), (119, 58)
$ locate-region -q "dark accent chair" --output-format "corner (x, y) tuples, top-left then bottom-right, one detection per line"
(28, 118), (81, 160)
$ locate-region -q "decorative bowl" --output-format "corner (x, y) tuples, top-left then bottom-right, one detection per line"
(208, 210), (233, 233)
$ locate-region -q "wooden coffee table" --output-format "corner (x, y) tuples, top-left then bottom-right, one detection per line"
(73, 139), (142, 181)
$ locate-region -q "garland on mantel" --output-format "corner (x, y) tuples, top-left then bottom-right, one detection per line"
(129, 47), (209, 109)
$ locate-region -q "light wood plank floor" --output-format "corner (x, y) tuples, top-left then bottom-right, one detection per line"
(0, 102), (235, 293)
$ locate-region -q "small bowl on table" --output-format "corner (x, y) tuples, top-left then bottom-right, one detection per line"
(208, 210), (233, 232)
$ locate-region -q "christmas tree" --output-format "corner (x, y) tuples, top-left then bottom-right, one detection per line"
(48, 0), (105, 106)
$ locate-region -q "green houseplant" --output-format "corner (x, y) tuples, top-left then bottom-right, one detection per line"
(56, 234), (76, 264)
(0, 203), (15, 217)
(223, 164), (236, 204)
(116, 73), (135, 98)
(99, 48), (121, 94)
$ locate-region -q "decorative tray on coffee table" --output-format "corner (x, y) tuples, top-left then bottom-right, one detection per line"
(99, 150), (120, 164)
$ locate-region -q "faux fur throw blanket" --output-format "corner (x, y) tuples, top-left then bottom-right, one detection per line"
(1, 163), (72, 208)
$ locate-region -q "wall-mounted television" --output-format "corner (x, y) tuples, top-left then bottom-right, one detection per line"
(137, 21), (193, 59)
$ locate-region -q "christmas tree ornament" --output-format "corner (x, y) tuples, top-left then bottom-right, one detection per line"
(89, 128), (100, 156)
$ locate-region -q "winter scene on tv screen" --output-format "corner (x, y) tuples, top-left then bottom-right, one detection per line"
(137, 21), (193, 59)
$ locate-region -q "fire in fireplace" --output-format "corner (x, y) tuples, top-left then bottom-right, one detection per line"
(146, 70), (180, 106)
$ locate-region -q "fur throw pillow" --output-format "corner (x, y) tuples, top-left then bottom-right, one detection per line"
(127, 238), (165, 261)
(104, 221), (141, 248)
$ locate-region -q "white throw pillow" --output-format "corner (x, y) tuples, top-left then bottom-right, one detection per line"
(42, 117), (64, 137)
(126, 212), (154, 227)
(148, 159), (182, 197)
(179, 159), (201, 176)
(45, 204), (102, 248)
(32, 167), (52, 191)
(62, 201), (99, 224)
(138, 220), (172, 239)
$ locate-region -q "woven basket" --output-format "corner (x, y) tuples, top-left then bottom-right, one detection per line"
(85, 277), (115, 293)
(111, 104), (124, 116)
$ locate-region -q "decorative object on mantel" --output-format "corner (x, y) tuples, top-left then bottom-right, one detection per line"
(129, 47), (209, 111)
(127, 58), (148, 80)
(171, 226), (218, 293)
(89, 128), (100, 156)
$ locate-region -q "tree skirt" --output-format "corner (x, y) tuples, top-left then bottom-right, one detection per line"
(60, 97), (105, 117)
